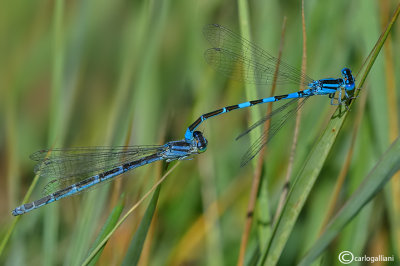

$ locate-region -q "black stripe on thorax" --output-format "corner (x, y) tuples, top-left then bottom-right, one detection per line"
(170, 144), (190, 152)
(320, 78), (342, 85)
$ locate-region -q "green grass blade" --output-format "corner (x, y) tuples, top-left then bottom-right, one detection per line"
(43, 1), (65, 265)
(85, 194), (125, 266)
(258, 103), (351, 266)
(356, 3), (400, 90)
(66, 1), (170, 264)
(81, 162), (180, 266)
(0, 172), (40, 256)
(257, 4), (400, 264)
(237, 1), (271, 262)
(237, 0), (263, 150)
(121, 185), (160, 266)
(298, 137), (400, 265)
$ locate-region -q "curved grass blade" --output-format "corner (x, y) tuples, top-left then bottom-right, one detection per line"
(257, 102), (351, 266)
(298, 137), (400, 266)
(121, 184), (160, 266)
(256, 3), (400, 264)
(81, 162), (180, 266)
(86, 194), (125, 266)
(0, 174), (40, 256)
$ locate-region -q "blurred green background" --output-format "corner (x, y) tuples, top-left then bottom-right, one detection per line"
(1, 0), (399, 265)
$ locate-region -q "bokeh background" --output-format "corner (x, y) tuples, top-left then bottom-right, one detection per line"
(1, 0), (399, 265)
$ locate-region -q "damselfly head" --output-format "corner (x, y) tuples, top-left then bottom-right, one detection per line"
(193, 131), (208, 153)
(341, 67), (355, 91)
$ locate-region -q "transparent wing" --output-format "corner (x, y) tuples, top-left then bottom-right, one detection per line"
(203, 24), (314, 86)
(237, 97), (309, 167)
(31, 145), (165, 195)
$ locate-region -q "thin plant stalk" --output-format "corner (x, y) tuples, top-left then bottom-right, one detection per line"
(82, 162), (181, 266)
(237, 16), (288, 266)
(273, 0), (307, 225)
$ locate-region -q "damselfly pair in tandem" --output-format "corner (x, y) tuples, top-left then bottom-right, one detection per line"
(12, 24), (355, 216)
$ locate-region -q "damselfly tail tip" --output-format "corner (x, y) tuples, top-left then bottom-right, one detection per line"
(11, 208), (21, 216)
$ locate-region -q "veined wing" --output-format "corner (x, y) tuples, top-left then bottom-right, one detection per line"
(237, 97), (309, 166)
(30, 145), (165, 194)
(203, 24), (314, 86)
